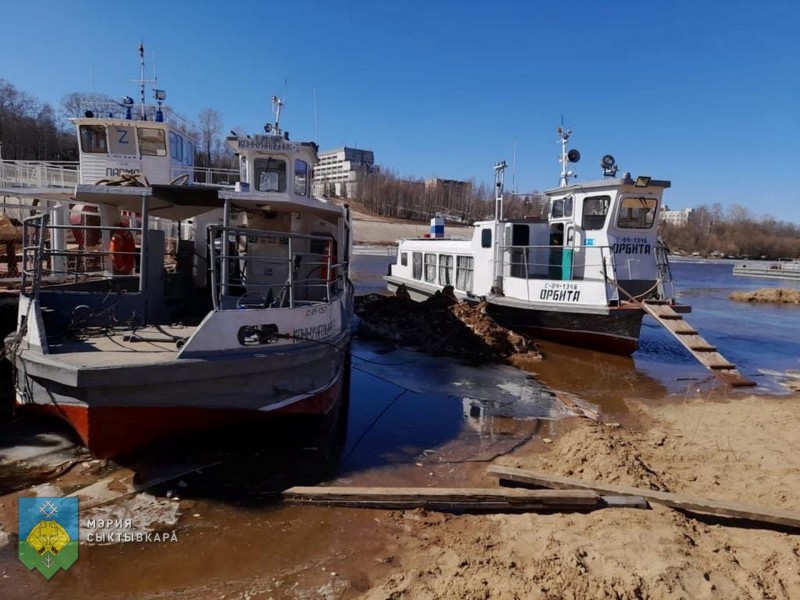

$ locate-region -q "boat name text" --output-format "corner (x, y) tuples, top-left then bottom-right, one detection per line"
(540, 289), (581, 302)
(612, 237), (651, 255)
(105, 167), (141, 177)
(292, 320), (337, 341)
(237, 137), (300, 152)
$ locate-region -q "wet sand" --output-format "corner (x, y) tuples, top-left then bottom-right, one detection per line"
(2, 217), (800, 598)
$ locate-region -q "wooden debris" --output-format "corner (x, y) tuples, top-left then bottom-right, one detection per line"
(282, 485), (604, 512)
(488, 465), (800, 529)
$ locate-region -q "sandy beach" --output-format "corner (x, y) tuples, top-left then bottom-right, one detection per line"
(347, 215), (800, 599)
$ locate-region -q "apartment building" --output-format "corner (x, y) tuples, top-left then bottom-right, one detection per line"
(312, 147), (375, 197)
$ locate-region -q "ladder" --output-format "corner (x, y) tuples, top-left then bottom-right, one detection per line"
(642, 301), (755, 387)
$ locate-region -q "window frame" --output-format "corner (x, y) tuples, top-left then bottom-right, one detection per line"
(616, 196), (659, 229)
(582, 195), (611, 231)
(424, 253), (437, 283)
(455, 255), (474, 292)
(79, 125), (108, 154)
(137, 127), (167, 157)
(438, 254), (453, 286)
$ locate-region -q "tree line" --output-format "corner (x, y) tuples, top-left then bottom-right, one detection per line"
(352, 168), (547, 224)
(659, 203), (800, 260)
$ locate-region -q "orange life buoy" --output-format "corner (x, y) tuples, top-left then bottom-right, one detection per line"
(320, 240), (337, 282)
(109, 229), (136, 275)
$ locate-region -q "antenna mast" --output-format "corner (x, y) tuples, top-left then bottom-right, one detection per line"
(272, 95), (284, 134)
(557, 126), (578, 187)
(134, 43), (156, 119)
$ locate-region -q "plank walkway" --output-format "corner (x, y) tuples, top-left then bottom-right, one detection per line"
(642, 301), (755, 387)
(283, 486), (626, 512)
(488, 466), (800, 529)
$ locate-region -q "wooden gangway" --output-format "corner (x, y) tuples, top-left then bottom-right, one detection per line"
(642, 301), (755, 387)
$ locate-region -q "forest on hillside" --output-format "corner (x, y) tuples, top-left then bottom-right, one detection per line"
(2, 79), (798, 260)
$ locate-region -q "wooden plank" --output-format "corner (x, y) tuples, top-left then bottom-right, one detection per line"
(645, 304), (680, 318)
(282, 486), (602, 511)
(663, 320), (699, 334)
(694, 353), (736, 369)
(716, 371), (758, 387)
(488, 466), (800, 529)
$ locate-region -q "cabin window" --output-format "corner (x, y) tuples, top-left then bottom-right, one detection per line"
(564, 196), (573, 217)
(169, 132), (183, 161)
(456, 256), (474, 292)
(400, 252), (408, 267)
(424, 253), (437, 283)
(294, 160), (309, 196)
(412, 252), (423, 279)
(438, 254), (453, 286)
(551, 199), (564, 219)
(79, 125), (107, 153)
(617, 197), (658, 229)
(138, 127), (167, 156)
(582, 195), (610, 230)
(481, 229), (492, 248)
(184, 139), (195, 165)
(512, 224), (530, 246)
(255, 159), (287, 192)
(108, 126), (136, 155)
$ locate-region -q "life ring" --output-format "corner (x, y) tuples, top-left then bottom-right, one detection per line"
(109, 229), (136, 275)
(320, 240), (337, 282)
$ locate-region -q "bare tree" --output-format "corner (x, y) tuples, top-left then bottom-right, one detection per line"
(198, 108), (223, 168)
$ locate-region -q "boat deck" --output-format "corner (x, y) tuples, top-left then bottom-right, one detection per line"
(45, 325), (193, 367)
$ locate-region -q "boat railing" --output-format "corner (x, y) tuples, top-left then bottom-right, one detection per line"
(75, 102), (195, 136)
(498, 243), (618, 284)
(20, 213), (50, 298)
(208, 225), (344, 311)
(0, 160), (79, 189)
(20, 209), (148, 293)
(188, 166), (239, 187)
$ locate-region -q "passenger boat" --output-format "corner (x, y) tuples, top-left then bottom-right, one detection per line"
(385, 128), (689, 355)
(7, 95), (354, 458)
(733, 258), (800, 281)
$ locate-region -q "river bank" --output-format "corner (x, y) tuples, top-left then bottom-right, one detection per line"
(2, 216), (800, 599)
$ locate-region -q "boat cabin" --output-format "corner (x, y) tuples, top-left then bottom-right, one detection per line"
(73, 111), (196, 186)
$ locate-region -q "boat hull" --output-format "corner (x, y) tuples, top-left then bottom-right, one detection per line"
(14, 333), (351, 458)
(484, 302), (644, 356)
(387, 277), (644, 355)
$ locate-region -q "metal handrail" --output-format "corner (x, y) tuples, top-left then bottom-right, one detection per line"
(497, 243), (618, 282)
(21, 217), (146, 286)
(21, 213), (50, 298)
(208, 225), (342, 311)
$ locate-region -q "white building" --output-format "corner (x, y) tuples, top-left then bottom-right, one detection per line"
(313, 147), (375, 197)
(660, 207), (694, 227)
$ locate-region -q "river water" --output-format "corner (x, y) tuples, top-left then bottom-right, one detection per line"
(1, 252), (798, 598)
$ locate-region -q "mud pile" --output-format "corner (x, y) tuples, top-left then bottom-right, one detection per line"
(354, 285), (541, 363)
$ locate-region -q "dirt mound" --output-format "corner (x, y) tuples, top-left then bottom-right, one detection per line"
(730, 288), (800, 303)
(354, 286), (541, 363)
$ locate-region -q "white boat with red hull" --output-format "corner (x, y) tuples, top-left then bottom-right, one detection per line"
(385, 128), (688, 356)
(8, 95), (354, 458)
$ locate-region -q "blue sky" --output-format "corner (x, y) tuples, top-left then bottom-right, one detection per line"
(2, 0), (799, 222)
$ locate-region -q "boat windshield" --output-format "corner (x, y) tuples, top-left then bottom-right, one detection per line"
(617, 197), (658, 229)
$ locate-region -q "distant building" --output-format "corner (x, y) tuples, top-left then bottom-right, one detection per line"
(660, 207), (694, 227)
(424, 177), (472, 203)
(312, 147), (375, 197)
